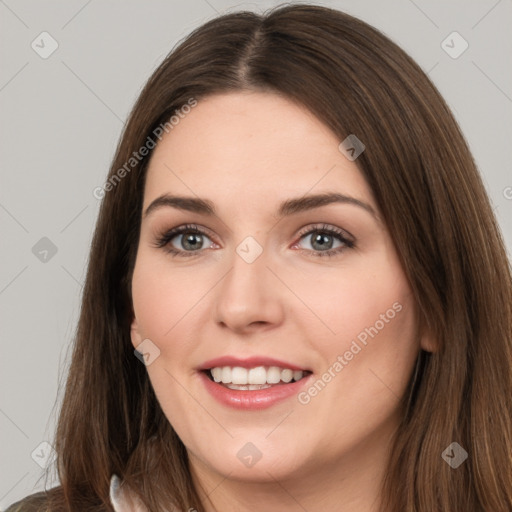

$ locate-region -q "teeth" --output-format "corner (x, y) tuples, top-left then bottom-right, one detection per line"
(231, 367), (248, 385)
(226, 383), (272, 390)
(211, 367), (222, 383)
(267, 366), (281, 384)
(208, 366), (306, 386)
(221, 367), (231, 384)
(281, 369), (293, 383)
(248, 366), (267, 384)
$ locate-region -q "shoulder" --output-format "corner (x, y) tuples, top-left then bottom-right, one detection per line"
(5, 477), (123, 512)
(4, 490), (50, 512)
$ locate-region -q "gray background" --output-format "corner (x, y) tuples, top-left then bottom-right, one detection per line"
(1, 0), (511, 508)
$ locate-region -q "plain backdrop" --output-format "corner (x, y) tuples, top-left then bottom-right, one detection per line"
(1, 0), (511, 508)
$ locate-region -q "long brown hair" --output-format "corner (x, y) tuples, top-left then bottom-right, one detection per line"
(34, 4), (512, 511)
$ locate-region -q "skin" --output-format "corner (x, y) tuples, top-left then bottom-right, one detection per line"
(130, 91), (434, 512)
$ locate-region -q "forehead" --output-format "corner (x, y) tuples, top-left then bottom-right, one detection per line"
(143, 91), (374, 212)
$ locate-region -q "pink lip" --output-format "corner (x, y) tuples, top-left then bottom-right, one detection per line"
(198, 356), (308, 372)
(198, 371), (312, 410)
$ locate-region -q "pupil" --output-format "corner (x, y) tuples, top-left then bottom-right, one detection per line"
(312, 232), (332, 250)
(183, 233), (202, 250)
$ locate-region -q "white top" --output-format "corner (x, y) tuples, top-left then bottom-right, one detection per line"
(109, 474), (149, 512)
(109, 474), (182, 511)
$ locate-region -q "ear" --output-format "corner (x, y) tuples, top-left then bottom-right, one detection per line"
(415, 312), (438, 353)
(420, 335), (437, 353)
(130, 315), (144, 350)
(419, 324), (438, 353)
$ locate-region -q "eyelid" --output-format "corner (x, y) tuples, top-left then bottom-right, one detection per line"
(155, 223), (217, 243)
(152, 223), (217, 253)
(154, 222), (356, 258)
(291, 223), (356, 258)
(295, 223), (355, 243)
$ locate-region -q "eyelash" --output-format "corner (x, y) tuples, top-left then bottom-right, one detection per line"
(153, 223), (355, 258)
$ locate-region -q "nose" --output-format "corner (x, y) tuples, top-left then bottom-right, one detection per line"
(214, 244), (285, 334)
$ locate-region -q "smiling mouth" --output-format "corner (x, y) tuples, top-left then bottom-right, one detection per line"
(203, 365), (312, 390)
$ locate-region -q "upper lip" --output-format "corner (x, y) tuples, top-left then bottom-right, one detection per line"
(198, 356), (309, 372)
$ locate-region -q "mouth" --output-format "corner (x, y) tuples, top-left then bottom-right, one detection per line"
(202, 365), (312, 390)
(197, 357), (313, 410)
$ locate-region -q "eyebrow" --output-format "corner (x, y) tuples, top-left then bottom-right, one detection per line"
(143, 192), (378, 221)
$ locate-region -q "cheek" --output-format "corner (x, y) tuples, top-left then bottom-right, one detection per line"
(301, 270), (417, 416)
(131, 258), (206, 430)
(288, 256), (411, 353)
(291, 251), (419, 412)
(132, 269), (170, 339)
(131, 253), (208, 342)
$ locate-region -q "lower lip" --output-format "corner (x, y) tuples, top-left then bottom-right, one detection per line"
(198, 371), (311, 410)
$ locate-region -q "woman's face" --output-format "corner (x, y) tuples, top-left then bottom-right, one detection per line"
(130, 91), (427, 485)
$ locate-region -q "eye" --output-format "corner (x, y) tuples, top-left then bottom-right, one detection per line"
(153, 224), (216, 257)
(153, 223), (355, 259)
(293, 224), (355, 258)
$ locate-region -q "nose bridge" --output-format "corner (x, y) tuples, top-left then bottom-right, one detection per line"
(214, 238), (284, 331)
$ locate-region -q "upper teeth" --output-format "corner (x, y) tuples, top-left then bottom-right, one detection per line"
(210, 366), (304, 385)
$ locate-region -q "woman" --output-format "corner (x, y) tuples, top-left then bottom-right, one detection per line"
(7, 4), (512, 511)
